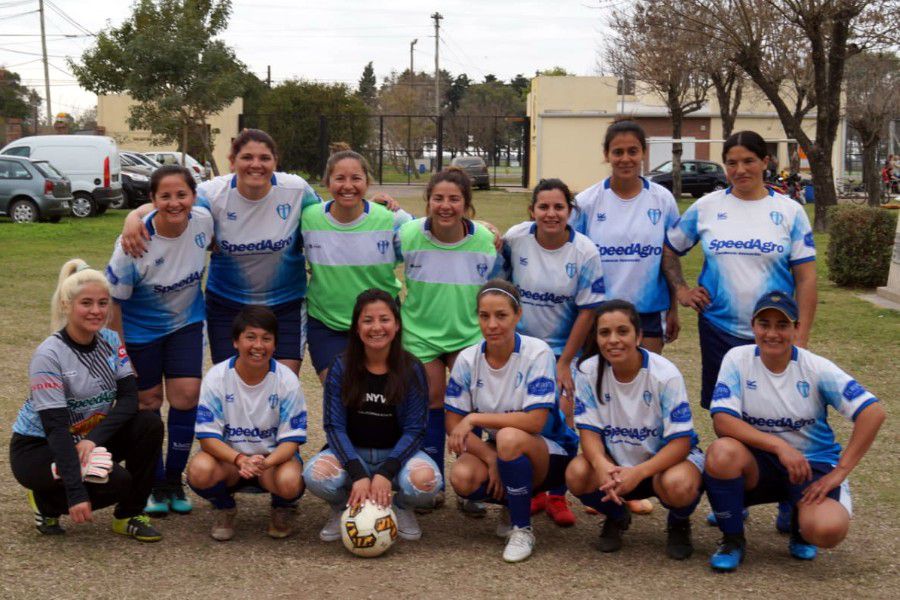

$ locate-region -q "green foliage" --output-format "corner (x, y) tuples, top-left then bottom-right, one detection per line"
(535, 66), (572, 76)
(0, 69), (33, 120)
(356, 62), (377, 109)
(827, 205), (897, 288)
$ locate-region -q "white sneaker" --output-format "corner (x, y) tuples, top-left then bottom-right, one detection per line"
(495, 507), (512, 538)
(395, 507), (422, 541)
(319, 508), (342, 542)
(503, 526), (535, 563)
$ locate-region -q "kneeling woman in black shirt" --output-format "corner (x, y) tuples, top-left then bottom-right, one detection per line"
(304, 289), (441, 543)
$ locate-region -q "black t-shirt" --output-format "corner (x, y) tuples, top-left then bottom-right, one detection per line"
(346, 371), (401, 449)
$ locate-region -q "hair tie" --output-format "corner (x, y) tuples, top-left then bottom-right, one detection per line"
(479, 287), (520, 306)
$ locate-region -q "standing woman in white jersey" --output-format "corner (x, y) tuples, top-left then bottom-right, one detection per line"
(566, 300), (703, 560)
(446, 280), (577, 562)
(119, 129), (321, 375)
(396, 167), (498, 497)
(704, 292), (884, 572)
(501, 178), (605, 526)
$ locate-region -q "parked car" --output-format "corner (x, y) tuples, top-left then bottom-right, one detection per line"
(0, 156), (73, 223)
(121, 150), (162, 170)
(143, 151), (205, 183)
(0, 135), (123, 217)
(113, 152), (154, 209)
(451, 156), (491, 190)
(646, 159), (728, 198)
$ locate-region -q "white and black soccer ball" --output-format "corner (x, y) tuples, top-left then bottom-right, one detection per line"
(340, 501), (398, 558)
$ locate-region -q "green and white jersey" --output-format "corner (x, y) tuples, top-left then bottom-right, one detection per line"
(302, 200), (412, 331)
(397, 218), (498, 362)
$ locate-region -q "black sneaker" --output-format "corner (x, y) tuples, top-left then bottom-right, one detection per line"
(666, 518), (693, 560)
(27, 490), (64, 535)
(597, 511), (631, 552)
(112, 514), (162, 542)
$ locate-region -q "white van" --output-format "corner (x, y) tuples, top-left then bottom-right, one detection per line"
(0, 135), (124, 217)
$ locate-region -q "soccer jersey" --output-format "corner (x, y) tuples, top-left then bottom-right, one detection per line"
(195, 357), (307, 456)
(574, 349), (697, 467)
(665, 188), (816, 338)
(13, 329), (133, 440)
(445, 334), (578, 453)
(710, 345), (879, 464)
(197, 173), (320, 305)
(397, 218), (498, 361)
(572, 178), (679, 313)
(501, 222), (605, 355)
(302, 200), (412, 331)
(106, 207), (213, 344)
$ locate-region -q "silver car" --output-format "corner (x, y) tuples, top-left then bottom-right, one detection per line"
(0, 156), (73, 223)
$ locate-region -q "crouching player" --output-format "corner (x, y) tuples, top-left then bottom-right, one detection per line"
(704, 292), (885, 571)
(567, 300), (703, 559)
(186, 306), (307, 541)
(446, 280), (578, 563)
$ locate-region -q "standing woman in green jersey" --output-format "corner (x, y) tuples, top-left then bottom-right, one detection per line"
(396, 167), (498, 494)
(302, 150), (412, 383)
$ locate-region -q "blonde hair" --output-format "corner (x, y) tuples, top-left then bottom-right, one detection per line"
(50, 259), (112, 331)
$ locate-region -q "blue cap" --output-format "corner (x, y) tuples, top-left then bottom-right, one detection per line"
(752, 291), (798, 322)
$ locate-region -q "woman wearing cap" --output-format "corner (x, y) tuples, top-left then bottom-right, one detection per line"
(703, 291), (885, 572)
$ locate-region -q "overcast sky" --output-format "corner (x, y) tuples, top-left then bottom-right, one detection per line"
(0, 0), (612, 118)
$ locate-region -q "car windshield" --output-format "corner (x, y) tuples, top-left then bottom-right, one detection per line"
(653, 161), (673, 173)
(131, 153), (161, 167)
(32, 160), (64, 179)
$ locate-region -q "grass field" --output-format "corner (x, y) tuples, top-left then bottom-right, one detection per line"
(0, 190), (897, 599)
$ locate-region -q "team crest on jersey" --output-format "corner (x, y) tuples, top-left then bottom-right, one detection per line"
(642, 390), (653, 406)
(565, 262), (576, 278)
(276, 203), (291, 220)
(476, 263), (488, 278)
(647, 208), (662, 225)
(770, 211), (784, 226)
(596, 213), (606, 222)
(195, 233), (207, 248)
(796, 380), (810, 398)
(376, 239), (390, 255)
(268, 394), (279, 409)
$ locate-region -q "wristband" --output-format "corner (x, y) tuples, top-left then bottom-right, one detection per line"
(233, 453), (244, 466)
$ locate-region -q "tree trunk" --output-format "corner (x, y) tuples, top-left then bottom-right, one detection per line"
(807, 146), (837, 232)
(180, 121), (188, 166)
(861, 133), (881, 207)
(671, 109), (683, 199)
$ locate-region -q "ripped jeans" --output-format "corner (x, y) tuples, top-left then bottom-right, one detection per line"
(303, 448), (442, 510)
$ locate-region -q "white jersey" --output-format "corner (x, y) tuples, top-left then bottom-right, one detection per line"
(710, 345), (879, 464)
(501, 222), (605, 355)
(665, 188), (816, 338)
(106, 207), (213, 344)
(195, 357), (307, 455)
(574, 350), (697, 467)
(572, 178), (679, 313)
(197, 173), (321, 306)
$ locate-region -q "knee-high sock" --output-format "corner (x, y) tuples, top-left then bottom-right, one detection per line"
(497, 455), (533, 529)
(188, 481), (235, 510)
(703, 473), (745, 535)
(153, 409), (165, 485)
(547, 483), (568, 497)
(271, 488), (304, 508)
(576, 490), (627, 521)
(423, 408), (445, 480)
(165, 407), (196, 484)
(663, 494), (701, 525)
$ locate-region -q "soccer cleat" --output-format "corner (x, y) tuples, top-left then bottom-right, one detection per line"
(709, 534), (746, 572)
(395, 507), (422, 541)
(627, 498), (654, 515)
(144, 488), (170, 516)
(776, 501), (793, 534)
(415, 490), (445, 515)
(456, 497), (487, 518)
(168, 484), (192, 514)
(666, 519), (694, 560)
(26, 490), (64, 535)
(267, 506), (295, 539)
(112, 514), (162, 542)
(545, 494), (576, 527)
(530, 491), (548, 515)
(706, 508), (750, 527)
(597, 511), (632, 553)
(495, 507), (513, 538)
(319, 508), (343, 542)
(211, 507), (237, 541)
(788, 534), (818, 560)
(502, 526), (535, 563)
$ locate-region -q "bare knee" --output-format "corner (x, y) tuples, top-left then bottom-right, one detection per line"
(658, 471), (699, 507)
(565, 456), (594, 495)
(705, 437), (746, 478)
(407, 459), (437, 492)
(187, 453), (219, 488)
(495, 427), (528, 461)
(800, 512), (849, 548)
(450, 463), (481, 496)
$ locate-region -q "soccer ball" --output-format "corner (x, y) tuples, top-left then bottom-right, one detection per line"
(340, 501), (398, 558)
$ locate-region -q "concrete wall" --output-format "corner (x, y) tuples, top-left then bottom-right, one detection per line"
(96, 94), (243, 172)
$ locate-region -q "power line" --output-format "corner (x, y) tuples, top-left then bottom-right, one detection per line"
(0, 45), (66, 57)
(45, 0), (94, 37)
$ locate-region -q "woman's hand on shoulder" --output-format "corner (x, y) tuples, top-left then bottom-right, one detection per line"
(368, 474), (392, 509)
(348, 477), (371, 508)
(371, 191), (400, 212)
(121, 209), (152, 258)
(69, 501), (93, 524)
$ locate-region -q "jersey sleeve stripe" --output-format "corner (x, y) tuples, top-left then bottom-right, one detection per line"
(523, 403), (555, 412)
(788, 256), (816, 266)
(576, 300), (606, 309)
(851, 397), (879, 421)
(664, 236), (690, 256)
(663, 430), (694, 443)
(445, 405), (470, 416)
(279, 435), (307, 444)
(709, 407), (741, 419)
(576, 423), (604, 434)
(195, 432), (224, 440)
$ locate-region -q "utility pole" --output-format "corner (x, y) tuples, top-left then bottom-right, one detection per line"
(266, 65), (271, 88)
(38, 0), (52, 126)
(431, 12), (442, 117)
(409, 39), (417, 88)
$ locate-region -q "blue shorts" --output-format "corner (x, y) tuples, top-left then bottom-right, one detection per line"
(126, 321), (203, 391)
(205, 290), (307, 364)
(698, 316), (753, 410)
(639, 311), (665, 338)
(307, 314), (349, 374)
(744, 448), (852, 515)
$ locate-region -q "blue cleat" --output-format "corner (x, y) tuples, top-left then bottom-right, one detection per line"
(706, 508), (749, 527)
(710, 534), (746, 572)
(776, 501), (793, 534)
(168, 484), (193, 514)
(789, 535), (818, 560)
(144, 488), (170, 516)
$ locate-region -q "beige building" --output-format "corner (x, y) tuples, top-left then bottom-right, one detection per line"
(526, 76), (845, 192)
(96, 94), (243, 173)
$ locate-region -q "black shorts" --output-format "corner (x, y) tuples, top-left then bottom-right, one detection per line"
(744, 449), (852, 513)
(638, 311), (665, 339)
(126, 321), (203, 391)
(306, 314), (350, 374)
(205, 290), (307, 363)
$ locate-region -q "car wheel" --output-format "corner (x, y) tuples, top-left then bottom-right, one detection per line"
(9, 198), (39, 223)
(71, 192), (97, 218)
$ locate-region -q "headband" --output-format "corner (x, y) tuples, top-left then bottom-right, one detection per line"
(479, 287), (520, 307)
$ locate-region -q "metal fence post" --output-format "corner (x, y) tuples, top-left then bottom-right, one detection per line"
(378, 115), (384, 185)
(318, 115), (329, 179)
(522, 116), (530, 188)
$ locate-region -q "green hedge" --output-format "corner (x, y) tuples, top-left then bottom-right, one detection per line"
(827, 205), (898, 287)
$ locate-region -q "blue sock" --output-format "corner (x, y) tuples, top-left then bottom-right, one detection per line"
(496, 455), (533, 529)
(576, 490), (627, 520)
(703, 473), (745, 535)
(271, 490), (303, 509)
(423, 408), (445, 480)
(464, 482), (489, 502)
(165, 407), (196, 485)
(189, 481), (235, 510)
(663, 494), (701, 526)
(548, 484), (567, 496)
(153, 410), (165, 485)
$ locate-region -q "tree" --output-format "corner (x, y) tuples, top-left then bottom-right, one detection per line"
(356, 61), (377, 109)
(845, 51), (900, 206)
(509, 73), (531, 102)
(0, 69), (33, 120)
(606, 1), (711, 198)
(70, 0), (245, 173)
(457, 81), (525, 163)
(705, 50), (744, 139)
(536, 66), (572, 76)
(674, 0), (897, 230)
